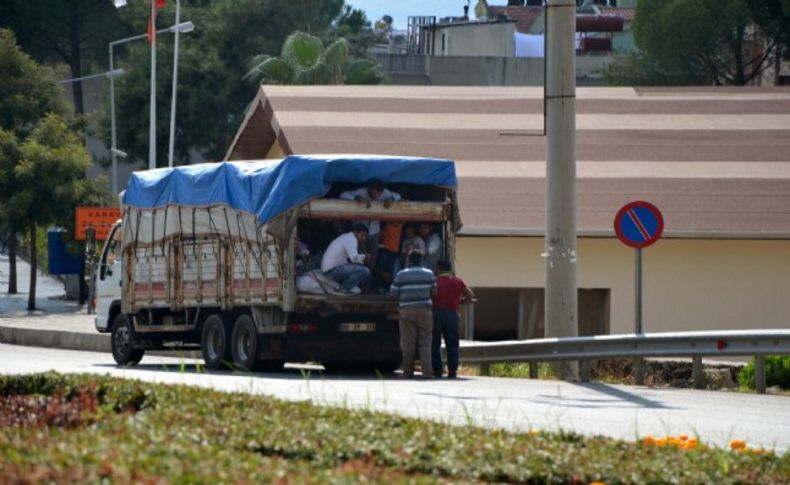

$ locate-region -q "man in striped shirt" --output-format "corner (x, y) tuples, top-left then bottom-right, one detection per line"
(390, 251), (436, 378)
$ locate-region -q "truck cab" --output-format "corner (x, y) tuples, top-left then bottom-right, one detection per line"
(95, 221), (123, 333)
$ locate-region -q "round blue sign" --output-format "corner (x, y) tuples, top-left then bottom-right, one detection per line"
(614, 201), (664, 249)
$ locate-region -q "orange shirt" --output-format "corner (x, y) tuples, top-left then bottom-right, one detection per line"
(379, 221), (403, 253)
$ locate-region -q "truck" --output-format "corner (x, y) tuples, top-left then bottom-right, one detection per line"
(95, 155), (460, 372)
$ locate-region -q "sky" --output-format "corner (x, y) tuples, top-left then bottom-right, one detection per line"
(346, 0), (473, 31)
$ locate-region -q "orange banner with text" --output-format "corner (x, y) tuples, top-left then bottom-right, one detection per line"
(75, 207), (121, 241)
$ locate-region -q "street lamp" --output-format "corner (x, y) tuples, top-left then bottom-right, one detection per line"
(58, 69), (126, 195)
(58, 69), (126, 85)
(109, 20), (194, 193)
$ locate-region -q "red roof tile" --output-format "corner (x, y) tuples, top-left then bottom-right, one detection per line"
(598, 7), (636, 21)
(488, 5), (544, 33)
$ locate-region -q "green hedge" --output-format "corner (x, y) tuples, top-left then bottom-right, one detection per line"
(738, 356), (790, 390)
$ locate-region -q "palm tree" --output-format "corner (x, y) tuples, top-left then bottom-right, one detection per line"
(245, 31), (385, 85)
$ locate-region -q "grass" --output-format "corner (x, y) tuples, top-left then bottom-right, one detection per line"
(1, 372), (788, 483)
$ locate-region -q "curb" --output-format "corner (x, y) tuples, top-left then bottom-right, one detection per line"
(0, 323), (202, 359)
(0, 324), (110, 353)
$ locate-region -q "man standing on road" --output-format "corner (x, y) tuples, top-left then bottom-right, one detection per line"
(432, 260), (474, 378)
(321, 223), (372, 294)
(390, 251), (436, 378)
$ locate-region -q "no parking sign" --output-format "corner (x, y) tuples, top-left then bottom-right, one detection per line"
(614, 201), (664, 249)
(614, 201), (664, 335)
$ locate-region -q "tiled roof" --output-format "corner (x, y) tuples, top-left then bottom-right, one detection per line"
(598, 6), (636, 21)
(227, 85), (790, 238)
(487, 5), (544, 33)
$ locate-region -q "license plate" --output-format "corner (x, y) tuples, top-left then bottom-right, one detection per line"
(339, 322), (376, 332)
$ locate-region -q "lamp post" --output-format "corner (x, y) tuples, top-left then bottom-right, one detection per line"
(58, 69), (125, 195)
(168, 0), (182, 168)
(109, 21), (194, 192)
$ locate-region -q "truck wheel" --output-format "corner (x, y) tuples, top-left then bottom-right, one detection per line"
(231, 314), (260, 372)
(111, 314), (144, 366)
(201, 313), (232, 370)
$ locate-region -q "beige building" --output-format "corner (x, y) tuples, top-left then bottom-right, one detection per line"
(226, 85), (790, 340)
(429, 20), (517, 57)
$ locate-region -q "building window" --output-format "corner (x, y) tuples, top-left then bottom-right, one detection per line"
(441, 33), (446, 54)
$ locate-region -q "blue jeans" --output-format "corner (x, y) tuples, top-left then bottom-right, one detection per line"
(432, 309), (460, 374)
(326, 264), (370, 290)
(373, 248), (398, 290)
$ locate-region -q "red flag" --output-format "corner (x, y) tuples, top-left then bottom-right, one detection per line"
(147, 0), (167, 43)
(147, 17), (154, 42)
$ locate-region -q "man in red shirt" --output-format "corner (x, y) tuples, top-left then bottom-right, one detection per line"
(431, 260), (474, 378)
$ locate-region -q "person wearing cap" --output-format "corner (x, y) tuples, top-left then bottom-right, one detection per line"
(431, 259), (474, 378)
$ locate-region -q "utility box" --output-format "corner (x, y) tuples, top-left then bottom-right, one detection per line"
(48, 231), (83, 275)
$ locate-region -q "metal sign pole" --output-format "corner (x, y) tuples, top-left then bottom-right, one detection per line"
(635, 247), (642, 335)
(634, 246), (645, 384)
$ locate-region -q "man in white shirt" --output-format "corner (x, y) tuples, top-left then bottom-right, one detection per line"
(418, 222), (442, 271)
(320, 223), (372, 294)
(340, 180), (401, 258)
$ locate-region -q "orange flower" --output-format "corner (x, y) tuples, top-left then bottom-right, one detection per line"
(730, 439), (747, 450)
(678, 434), (689, 441)
(655, 437), (668, 447)
(682, 438), (699, 450)
(641, 436), (657, 446)
(589, 482), (607, 485)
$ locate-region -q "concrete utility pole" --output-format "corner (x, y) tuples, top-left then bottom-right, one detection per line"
(544, 0), (578, 380)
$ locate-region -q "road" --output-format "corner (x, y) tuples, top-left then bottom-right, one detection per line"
(2, 343), (788, 452)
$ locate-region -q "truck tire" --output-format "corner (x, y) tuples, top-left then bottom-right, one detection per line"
(111, 314), (144, 366)
(231, 314), (260, 372)
(201, 313), (232, 370)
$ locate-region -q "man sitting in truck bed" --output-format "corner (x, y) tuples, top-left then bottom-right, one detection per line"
(320, 223), (373, 295)
(340, 180), (401, 259)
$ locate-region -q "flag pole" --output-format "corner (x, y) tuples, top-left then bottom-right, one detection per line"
(168, 0), (180, 167)
(148, 0), (157, 170)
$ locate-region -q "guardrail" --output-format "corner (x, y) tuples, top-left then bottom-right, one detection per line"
(457, 330), (790, 394)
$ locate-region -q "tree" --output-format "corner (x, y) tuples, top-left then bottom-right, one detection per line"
(330, 5), (383, 59)
(0, 1), (129, 115)
(102, 0), (350, 166)
(745, 0), (790, 83)
(246, 31), (385, 86)
(0, 30), (107, 304)
(630, 0), (777, 85)
(0, 130), (24, 294)
(0, 30), (69, 138)
(14, 114), (94, 310)
(745, 0), (790, 49)
(602, 51), (703, 86)
(0, 28), (71, 295)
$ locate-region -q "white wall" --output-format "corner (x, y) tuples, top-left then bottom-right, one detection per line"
(457, 236), (790, 334)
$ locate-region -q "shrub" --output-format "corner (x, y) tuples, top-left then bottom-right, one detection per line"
(737, 356), (790, 390)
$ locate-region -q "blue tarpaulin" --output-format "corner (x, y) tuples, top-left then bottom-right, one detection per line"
(123, 155), (456, 225)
